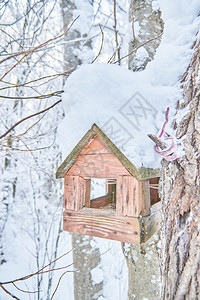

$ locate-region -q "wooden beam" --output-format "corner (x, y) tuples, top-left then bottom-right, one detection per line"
(90, 193), (113, 209)
(63, 208), (140, 244)
(140, 201), (161, 243)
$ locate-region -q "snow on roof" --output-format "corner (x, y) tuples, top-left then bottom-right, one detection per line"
(57, 1), (200, 169)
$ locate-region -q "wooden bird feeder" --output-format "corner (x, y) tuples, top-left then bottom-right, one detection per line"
(56, 124), (161, 244)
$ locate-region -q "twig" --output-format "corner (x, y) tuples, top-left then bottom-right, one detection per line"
(0, 90), (63, 100)
(107, 46), (121, 64)
(0, 249), (110, 300)
(0, 16), (80, 80)
(12, 282), (38, 294)
(0, 99), (61, 140)
(0, 70), (74, 91)
(113, 0), (121, 64)
(148, 134), (166, 150)
(91, 24), (104, 63)
(50, 270), (71, 300)
(113, 32), (163, 64)
(0, 284), (20, 300)
(1, 142), (56, 152)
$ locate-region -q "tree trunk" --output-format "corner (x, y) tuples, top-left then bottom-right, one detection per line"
(72, 234), (103, 300)
(128, 0), (163, 71)
(61, 2), (103, 299)
(124, 2), (163, 298)
(122, 232), (161, 300)
(161, 39), (200, 299)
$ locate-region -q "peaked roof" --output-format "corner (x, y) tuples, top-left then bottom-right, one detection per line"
(56, 124), (160, 180)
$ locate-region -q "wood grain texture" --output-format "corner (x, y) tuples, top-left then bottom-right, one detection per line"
(67, 148), (130, 178)
(90, 193), (113, 208)
(161, 39), (200, 300)
(63, 208), (140, 244)
(140, 201), (161, 243)
(81, 136), (112, 155)
(64, 175), (85, 211)
(85, 179), (91, 208)
(138, 180), (151, 216)
(116, 176), (150, 217)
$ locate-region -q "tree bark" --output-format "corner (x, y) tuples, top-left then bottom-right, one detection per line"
(72, 234), (103, 300)
(122, 232), (161, 300)
(124, 2), (163, 298)
(161, 39), (200, 299)
(128, 0), (164, 71)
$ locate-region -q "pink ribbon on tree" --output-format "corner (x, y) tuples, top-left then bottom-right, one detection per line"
(154, 107), (180, 161)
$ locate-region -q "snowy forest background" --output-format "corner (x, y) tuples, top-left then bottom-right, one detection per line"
(0, 0), (200, 299)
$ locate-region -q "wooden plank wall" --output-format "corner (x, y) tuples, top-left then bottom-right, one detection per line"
(67, 137), (130, 178)
(116, 176), (150, 217)
(64, 175), (85, 210)
(138, 180), (151, 216)
(63, 208), (141, 244)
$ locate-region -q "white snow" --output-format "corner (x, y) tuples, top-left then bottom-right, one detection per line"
(57, 0), (200, 169)
(93, 237), (128, 300)
(91, 265), (104, 284)
(1, 1), (200, 300)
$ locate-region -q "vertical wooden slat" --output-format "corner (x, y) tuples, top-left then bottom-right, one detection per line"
(138, 180), (151, 216)
(129, 176), (142, 216)
(85, 179), (91, 208)
(64, 175), (85, 211)
(116, 176), (123, 216)
(64, 176), (75, 210)
(116, 176), (150, 217)
(123, 176), (128, 216)
(75, 176), (85, 211)
(127, 176), (135, 216)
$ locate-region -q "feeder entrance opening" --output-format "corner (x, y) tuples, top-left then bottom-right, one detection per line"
(85, 178), (116, 210)
(149, 177), (160, 205)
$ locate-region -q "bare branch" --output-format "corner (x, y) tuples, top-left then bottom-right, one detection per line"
(148, 134), (166, 150)
(0, 90), (63, 100)
(91, 24), (104, 63)
(50, 270), (71, 300)
(0, 70), (74, 91)
(12, 282), (38, 294)
(0, 15), (80, 80)
(113, 32), (163, 64)
(0, 99), (62, 140)
(107, 46), (121, 64)
(0, 284), (20, 300)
